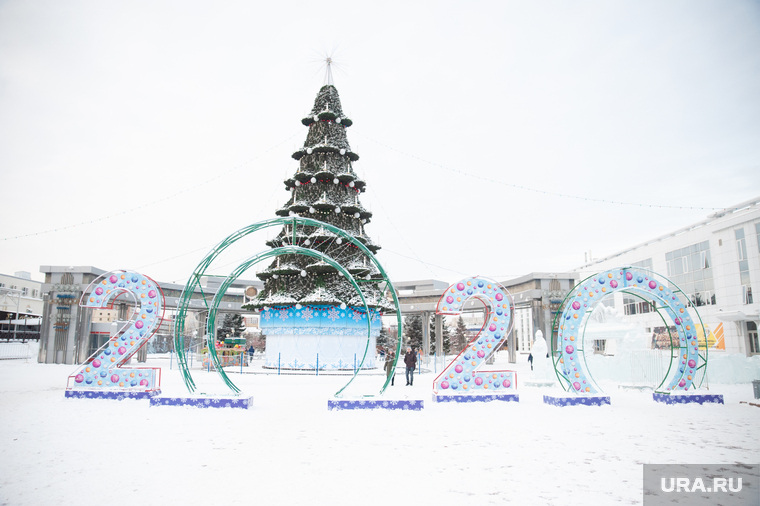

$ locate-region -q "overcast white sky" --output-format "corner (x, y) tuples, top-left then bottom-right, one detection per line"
(1, 0), (759, 286)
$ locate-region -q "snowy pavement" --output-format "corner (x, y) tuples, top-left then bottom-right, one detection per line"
(1, 354), (758, 506)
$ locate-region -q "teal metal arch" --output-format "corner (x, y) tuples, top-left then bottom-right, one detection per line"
(173, 217), (403, 396)
(205, 246), (370, 396)
(551, 267), (708, 395)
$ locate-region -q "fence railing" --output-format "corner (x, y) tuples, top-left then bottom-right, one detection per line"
(0, 331), (40, 342)
(0, 341), (37, 360)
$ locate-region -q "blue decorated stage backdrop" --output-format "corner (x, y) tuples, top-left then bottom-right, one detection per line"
(260, 304), (382, 370)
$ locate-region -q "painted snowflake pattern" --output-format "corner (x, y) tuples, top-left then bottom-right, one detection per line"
(326, 306), (341, 322)
(350, 310), (364, 323)
(262, 311), (272, 321)
(301, 307), (315, 321)
(278, 309), (290, 321)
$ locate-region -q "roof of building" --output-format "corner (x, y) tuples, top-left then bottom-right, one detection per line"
(575, 196), (760, 270)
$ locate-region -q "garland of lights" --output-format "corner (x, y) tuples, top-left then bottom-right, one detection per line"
(261, 303), (381, 318)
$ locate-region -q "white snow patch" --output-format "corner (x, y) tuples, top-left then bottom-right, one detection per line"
(0, 352), (758, 505)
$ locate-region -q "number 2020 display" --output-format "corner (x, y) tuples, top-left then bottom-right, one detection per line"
(66, 266), (710, 403)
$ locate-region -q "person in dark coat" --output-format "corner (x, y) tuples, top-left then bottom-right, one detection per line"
(384, 350), (395, 386)
(528, 352), (533, 370)
(404, 346), (417, 386)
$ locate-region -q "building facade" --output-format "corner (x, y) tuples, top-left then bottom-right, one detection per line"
(575, 197), (760, 357)
(0, 271), (43, 340)
(37, 266), (261, 365)
(499, 273), (579, 355)
(393, 279), (448, 355)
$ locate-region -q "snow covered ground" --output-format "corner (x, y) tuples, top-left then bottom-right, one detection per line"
(1, 348), (758, 506)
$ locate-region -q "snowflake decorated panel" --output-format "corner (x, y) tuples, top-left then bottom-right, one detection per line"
(259, 304), (382, 335)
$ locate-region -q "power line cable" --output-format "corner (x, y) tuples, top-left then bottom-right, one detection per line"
(367, 193), (437, 280)
(356, 133), (730, 212)
(381, 248), (470, 277)
(1, 131), (301, 242)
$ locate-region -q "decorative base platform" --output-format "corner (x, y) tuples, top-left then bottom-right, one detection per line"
(543, 394), (610, 407)
(150, 396), (254, 409)
(65, 390), (160, 400)
(433, 393), (519, 403)
(327, 399), (424, 411)
(652, 392), (724, 405)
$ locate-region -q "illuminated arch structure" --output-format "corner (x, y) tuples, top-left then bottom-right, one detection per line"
(548, 267), (723, 406)
(172, 217), (402, 401)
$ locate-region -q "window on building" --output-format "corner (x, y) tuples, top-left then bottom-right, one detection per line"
(736, 229), (753, 305)
(665, 241), (715, 306)
(742, 285), (753, 305)
(593, 339), (606, 354)
(22, 287), (28, 296)
(623, 296), (635, 316)
(736, 228), (747, 260)
(632, 258), (654, 271)
(614, 260), (656, 315)
(749, 322), (759, 355)
(623, 295), (653, 315)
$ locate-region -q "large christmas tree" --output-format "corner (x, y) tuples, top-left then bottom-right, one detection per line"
(242, 82), (389, 370)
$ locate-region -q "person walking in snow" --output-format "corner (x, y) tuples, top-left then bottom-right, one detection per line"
(384, 349), (395, 386)
(404, 346), (417, 386)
